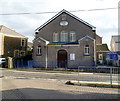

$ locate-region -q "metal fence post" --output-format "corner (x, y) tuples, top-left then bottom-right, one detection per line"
(110, 67), (112, 87)
(78, 66), (80, 83)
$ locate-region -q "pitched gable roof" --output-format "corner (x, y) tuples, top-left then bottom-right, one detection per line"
(35, 9), (96, 31)
(33, 37), (49, 45)
(78, 35), (95, 42)
(0, 25), (27, 38)
(96, 34), (102, 38)
(96, 44), (109, 52)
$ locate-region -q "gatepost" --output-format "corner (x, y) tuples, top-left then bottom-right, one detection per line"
(8, 57), (13, 69)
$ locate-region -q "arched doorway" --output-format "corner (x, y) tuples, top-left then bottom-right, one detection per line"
(57, 50), (67, 68)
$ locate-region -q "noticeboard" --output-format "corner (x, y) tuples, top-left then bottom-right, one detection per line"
(106, 52), (118, 60)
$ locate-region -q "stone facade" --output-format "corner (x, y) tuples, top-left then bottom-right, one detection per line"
(0, 25), (28, 59)
(3, 36), (27, 58)
(33, 10), (97, 68)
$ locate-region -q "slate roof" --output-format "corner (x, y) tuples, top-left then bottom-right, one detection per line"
(96, 44), (109, 52)
(35, 9), (96, 31)
(0, 25), (27, 38)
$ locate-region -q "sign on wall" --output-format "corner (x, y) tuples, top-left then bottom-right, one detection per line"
(106, 52), (118, 60)
(70, 53), (75, 60)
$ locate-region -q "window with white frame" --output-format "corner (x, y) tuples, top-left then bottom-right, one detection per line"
(98, 53), (103, 59)
(60, 31), (68, 42)
(84, 45), (90, 55)
(37, 46), (42, 55)
(21, 39), (25, 47)
(70, 31), (76, 42)
(53, 32), (59, 42)
(70, 53), (75, 60)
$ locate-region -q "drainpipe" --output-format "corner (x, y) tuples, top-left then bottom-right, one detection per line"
(92, 29), (96, 67)
(45, 45), (48, 69)
(45, 41), (49, 69)
(94, 40), (96, 66)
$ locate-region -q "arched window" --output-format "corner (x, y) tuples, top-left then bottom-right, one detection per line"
(84, 45), (90, 55)
(53, 32), (59, 42)
(60, 31), (68, 42)
(70, 31), (76, 42)
(37, 46), (42, 55)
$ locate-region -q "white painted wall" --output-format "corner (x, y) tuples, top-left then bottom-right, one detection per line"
(0, 34), (3, 57)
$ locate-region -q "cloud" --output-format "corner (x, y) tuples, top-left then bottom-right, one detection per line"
(0, 0), (119, 48)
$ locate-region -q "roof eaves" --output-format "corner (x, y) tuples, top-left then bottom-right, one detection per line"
(1, 33), (28, 39)
(78, 35), (95, 42)
(0, 25), (27, 38)
(33, 37), (49, 44)
(35, 10), (64, 31)
(64, 10), (96, 29)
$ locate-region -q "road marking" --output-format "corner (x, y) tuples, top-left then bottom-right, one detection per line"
(2, 76), (68, 84)
(4, 69), (95, 75)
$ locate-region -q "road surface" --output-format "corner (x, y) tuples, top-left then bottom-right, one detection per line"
(0, 68), (119, 99)
(2, 68), (119, 83)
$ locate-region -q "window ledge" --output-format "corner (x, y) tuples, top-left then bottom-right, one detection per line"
(84, 54), (90, 56)
(36, 54), (42, 56)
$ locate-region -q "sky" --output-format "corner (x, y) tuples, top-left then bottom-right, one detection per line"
(0, 0), (119, 49)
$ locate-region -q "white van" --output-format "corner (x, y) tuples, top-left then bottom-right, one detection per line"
(0, 58), (6, 65)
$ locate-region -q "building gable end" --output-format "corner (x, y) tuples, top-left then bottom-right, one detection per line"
(35, 9), (96, 32)
(33, 37), (49, 45)
(78, 35), (95, 42)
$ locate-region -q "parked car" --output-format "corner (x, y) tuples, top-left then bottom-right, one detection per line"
(0, 58), (6, 67)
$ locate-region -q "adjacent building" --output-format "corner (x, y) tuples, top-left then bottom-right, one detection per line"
(96, 44), (110, 65)
(33, 9), (98, 68)
(110, 35), (120, 66)
(28, 42), (33, 50)
(110, 35), (120, 52)
(95, 34), (110, 65)
(96, 34), (102, 44)
(0, 25), (28, 59)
